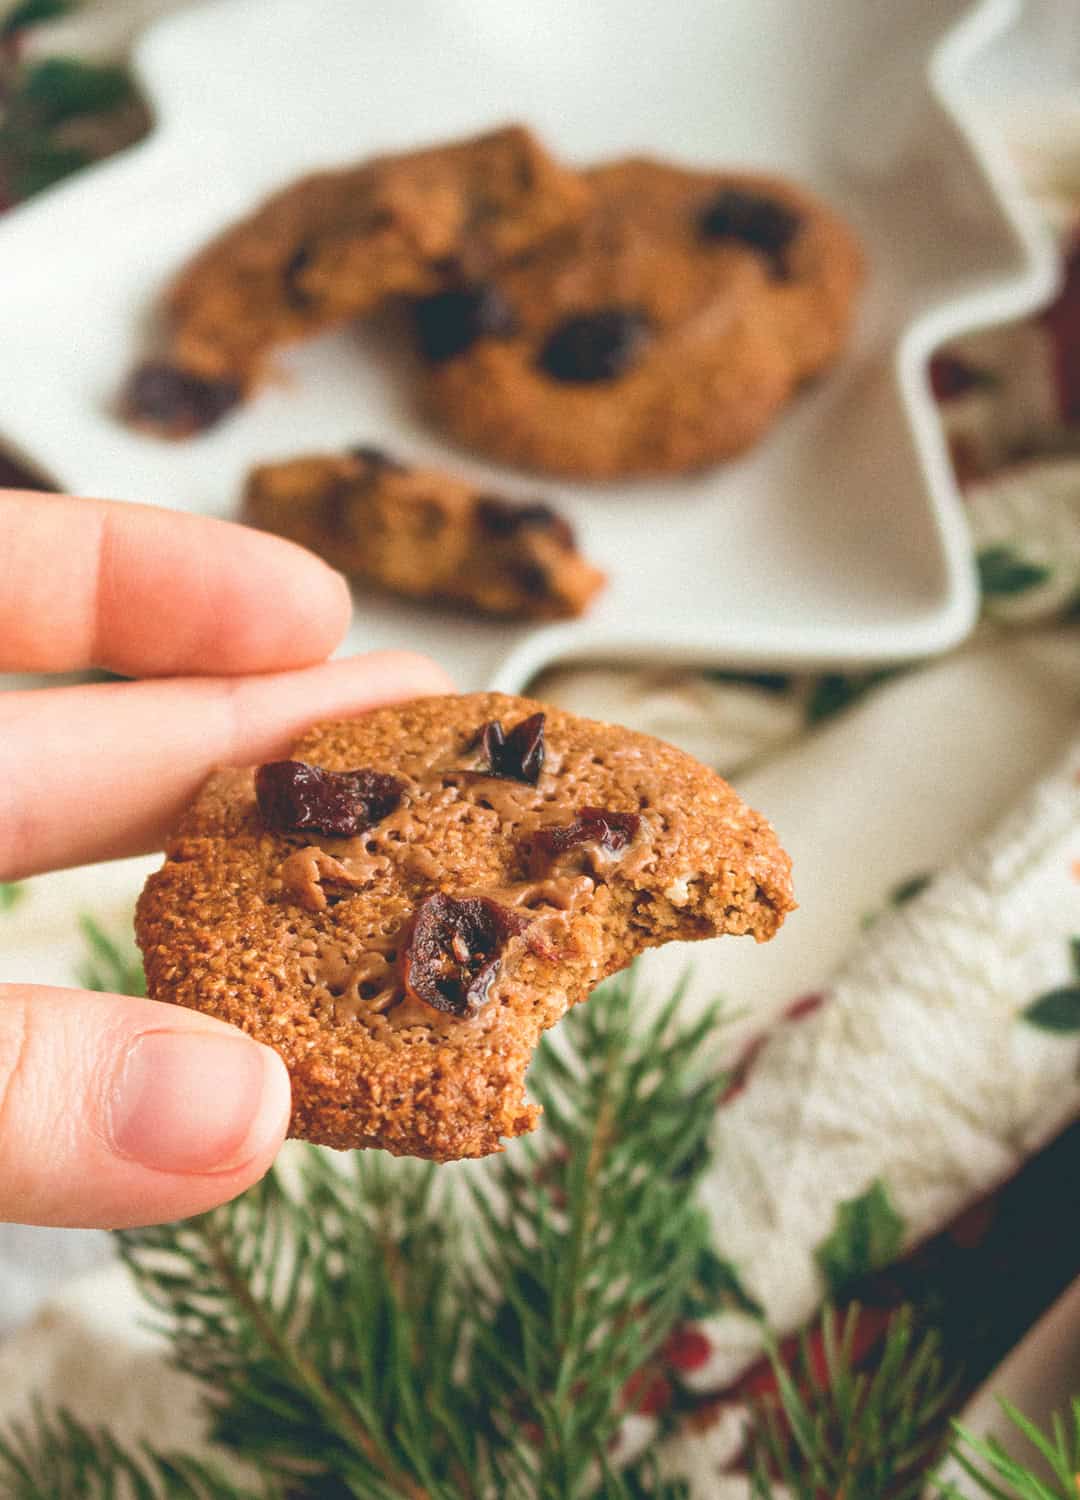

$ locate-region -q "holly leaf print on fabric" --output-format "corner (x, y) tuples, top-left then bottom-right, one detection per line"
(976, 545), (1052, 598)
(18, 57), (133, 126)
(1020, 938), (1080, 1034)
(815, 1179), (906, 1298)
(1022, 988), (1080, 1033)
(891, 872), (933, 906)
(686, 1245), (764, 1321)
(805, 669), (899, 726)
(0, 0), (72, 38)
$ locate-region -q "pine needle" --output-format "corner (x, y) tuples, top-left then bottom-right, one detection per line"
(76, 914), (146, 996)
(0, 1402), (271, 1499)
(747, 1305), (957, 1500)
(939, 1398), (1080, 1499)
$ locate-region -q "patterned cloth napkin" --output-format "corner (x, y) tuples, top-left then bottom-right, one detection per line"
(0, 9), (1078, 1493)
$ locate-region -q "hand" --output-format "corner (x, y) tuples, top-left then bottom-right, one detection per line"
(0, 490), (450, 1230)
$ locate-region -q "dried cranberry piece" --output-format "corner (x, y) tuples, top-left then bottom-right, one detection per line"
(536, 307), (651, 383)
(475, 496), (575, 549)
(255, 760), (403, 836)
(479, 712), (546, 785)
(534, 806), (640, 859)
(697, 189), (801, 276)
(125, 362), (242, 433)
(348, 444), (407, 474)
(412, 283), (517, 362)
(319, 477), (355, 537)
(1043, 236), (1080, 422)
(927, 355), (996, 403)
(512, 562), (553, 599)
(282, 244), (314, 308)
(402, 892), (529, 1018)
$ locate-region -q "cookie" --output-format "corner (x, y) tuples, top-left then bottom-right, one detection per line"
(135, 693), (795, 1160)
(420, 157), (864, 477)
(123, 125), (588, 436)
(243, 446), (605, 620)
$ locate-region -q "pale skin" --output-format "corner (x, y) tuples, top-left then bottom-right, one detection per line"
(0, 491), (451, 1231)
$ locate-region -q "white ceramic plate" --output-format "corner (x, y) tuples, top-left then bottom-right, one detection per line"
(0, 0), (1057, 690)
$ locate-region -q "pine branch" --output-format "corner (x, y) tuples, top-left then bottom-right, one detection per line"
(940, 1398), (1080, 1499)
(0, 1401), (272, 1499)
(747, 1305), (957, 1500)
(596, 1450), (691, 1500)
(76, 913), (146, 996)
(0, 880), (25, 912)
(467, 968), (727, 1500)
(118, 1159), (461, 1499)
(108, 966), (728, 1499)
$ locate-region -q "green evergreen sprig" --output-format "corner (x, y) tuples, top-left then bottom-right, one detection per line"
(7, 926), (1068, 1500)
(466, 972), (724, 1499)
(76, 913), (146, 996)
(747, 1305), (957, 1500)
(0, 880), (25, 912)
(0, 1400), (269, 1499)
(941, 1398), (1080, 1500)
(67, 968), (728, 1500)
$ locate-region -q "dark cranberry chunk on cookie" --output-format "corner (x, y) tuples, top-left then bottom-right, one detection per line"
(512, 562), (554, 599)
(282, 244), (314, 308)
(535, 806), (640, 858)
(255, 760), (404, 836)
(536, 307), (651, 383)
(412, 283), (518, 362)
(475, 496), (575, 549)
(124, 363), (242, 435)
(348, 444), (407, 474)
(697, 189), (801, 276)
(479, 712), (546, 785)
(402, 893), (529, 1018)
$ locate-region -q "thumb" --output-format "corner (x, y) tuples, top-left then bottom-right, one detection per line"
(0, 984), (291, 1229)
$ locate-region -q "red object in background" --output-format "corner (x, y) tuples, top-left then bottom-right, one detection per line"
(719, 1036), (765, 1108)
(1043, 232), (1080, 423)
(721, 994), (829, 1108)
(784, 991), (826, 1023)
(622, 1368), (674, 1418)
(947, 433), (987, 490)
(728, 1305), (893, 1403)
(662, 1325), (713, 1374)
(929, 354), (995, 402)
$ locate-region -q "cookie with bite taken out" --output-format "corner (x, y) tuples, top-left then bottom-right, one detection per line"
(135, 693), (795, 1160)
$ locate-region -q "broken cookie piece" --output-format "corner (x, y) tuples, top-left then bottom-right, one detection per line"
(135, 692), (795, 1161)
(243, 448), (605, 620)
(122, 125), (587, 435)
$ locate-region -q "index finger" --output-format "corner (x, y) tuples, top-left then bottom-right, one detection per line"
(0, 490), (352, 677)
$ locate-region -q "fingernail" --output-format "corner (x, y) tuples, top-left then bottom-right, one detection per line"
(109, 1031), (289, 1175)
